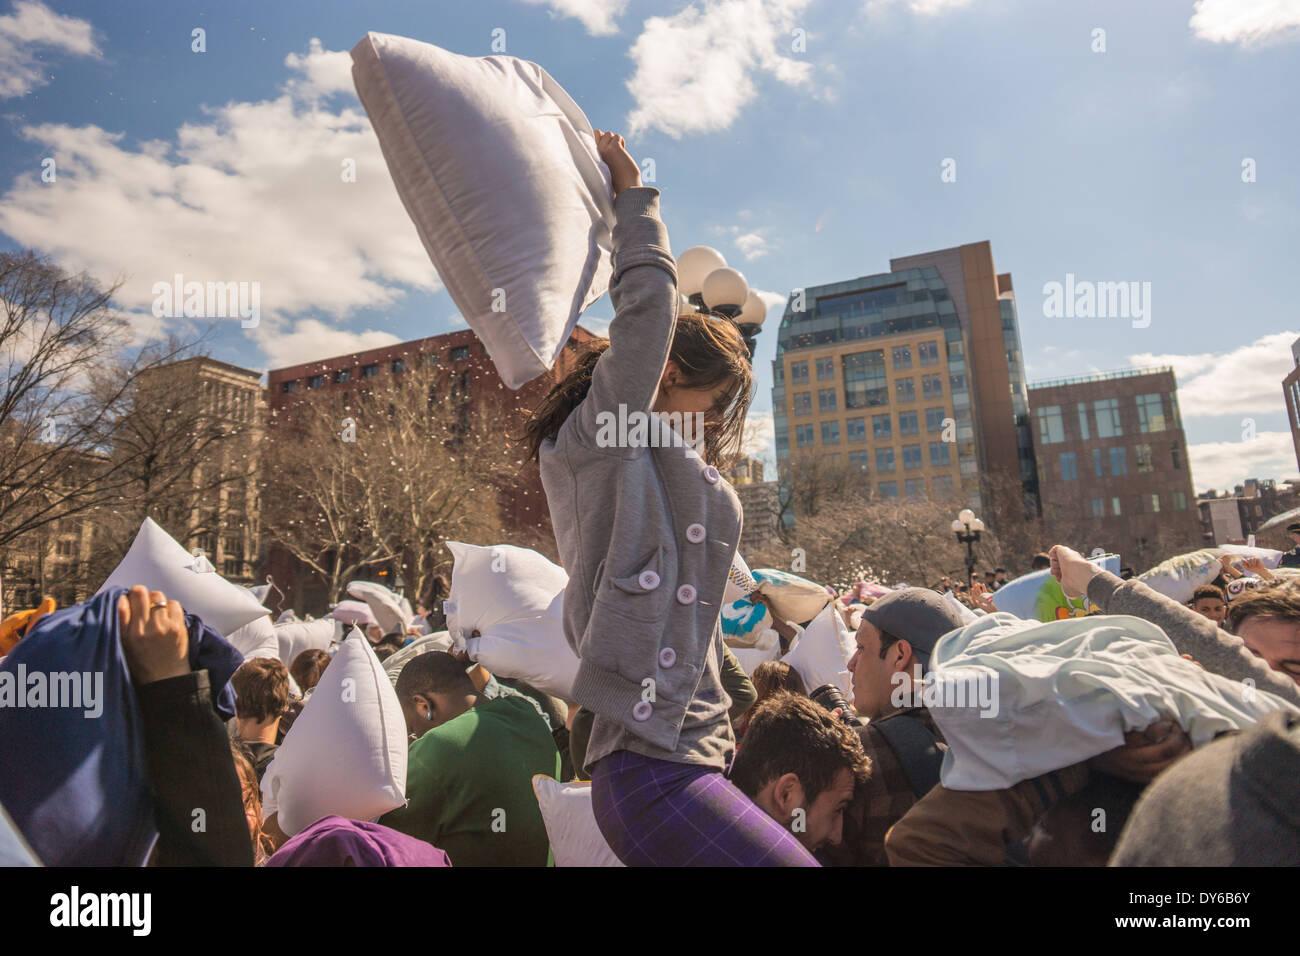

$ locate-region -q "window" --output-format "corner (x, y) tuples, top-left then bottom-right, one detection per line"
(876, 447), (896, 472)
(949, 370), (968, 393)
(872, 414), (892, 439)
(905, 478), (926, 499)
(899, 411), (919, 436)
(1171, 444), (1183, 470)
(892, 346), (912, 369)
(918, 341), (940, 366)
(932, 475), (954, 498)
(392, 358), (407, 374)
(1135, 443), (1154, 473)
(1037, 405), (1065, 444)
(796, 424), (814, 447)
(1136, 393), (1166, 433)
(1173, 491), (1187, 510)
(1059, 451), (1078, 481)
(223, 559), (242, 577)
(1111, 497), (1122, 516)
(307, 375), (324, 389)
(280, 380), (298, 394)
(334, 369), (351, 383)
(926, 407), (946, 433)
(361, 364), (379, 378)
(922, 374), (943, 399)
(1095, 398), (1122, 437)
(895, 378), (916, 403)
(818, 389), (838, 413)
(843, 351), (888, 408)
(878, 481), (898, 499)
(1109, 447), (1128, 476)
(793, 392), (812, 416)
(451, 345), (471, 361)
(903, 444), (922, 470)
(1077, 403), (1091, 440)
(816, 357), (835, 381)
(790, 361), (809, 384)
(1150, 494), (1161, 513)
(1092, 448), (1104, 477)
(849, 451), (869, 472)
(821, 421), (840, 445)
(929, 441), (951, 466)
(846, 417), (866, 442)
(56, 539), (75, 557)
(1090, 498), (1105, 518)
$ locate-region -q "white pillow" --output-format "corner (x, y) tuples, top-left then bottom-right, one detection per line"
(531, 775), (623, 867)
(329, 600), (377, 628)
(446, 541), (578, 699)
(261, 629), (408, 836)
(276, 618), (339, 671)
(226, 615), (280, 662)
(724, 553), (759, 605)
(97, 517), (269, 637)
(731, 640), (780, 677)
(347, 580), (412, 635)
(781, 603), (855, 699)
(351, 32), (614, 389)
(752, 568), (832, 625)
(383, 631), (454, 687)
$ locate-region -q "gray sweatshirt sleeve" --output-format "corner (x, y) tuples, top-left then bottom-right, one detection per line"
(1087, 571), (1300, 708)
(573, 186), (678, 444)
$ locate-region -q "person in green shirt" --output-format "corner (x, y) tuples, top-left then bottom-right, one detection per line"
(381, 651), (560, 867)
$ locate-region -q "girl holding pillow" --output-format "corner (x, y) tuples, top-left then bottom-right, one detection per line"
(524, 131), (817, 865)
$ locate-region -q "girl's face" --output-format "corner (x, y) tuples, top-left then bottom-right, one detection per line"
(653, 362), (738, 423)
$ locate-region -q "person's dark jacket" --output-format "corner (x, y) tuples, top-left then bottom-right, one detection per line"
(138, 670), (254, 866)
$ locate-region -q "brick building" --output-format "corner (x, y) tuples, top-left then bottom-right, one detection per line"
(1028, 367), (1200, 567)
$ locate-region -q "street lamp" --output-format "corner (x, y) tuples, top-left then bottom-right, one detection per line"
(951, 509), (986, 588)
(675, 246), (768, 359)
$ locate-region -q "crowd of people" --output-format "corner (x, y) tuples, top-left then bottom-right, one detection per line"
(2, 131), (1298, 868)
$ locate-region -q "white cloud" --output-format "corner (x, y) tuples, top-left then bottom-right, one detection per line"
(734, 232), (769, 260)
(625, 0), (815, 139)
(756, 289), (788, 311)
(1190, 431), (1299, 493)
(0, 39), (439, 364)
(0, 0), (100, 99)
(864, 0), (975, 16)
(519, 0), (628, 36)
(1190, 0), (1300, 47)
(255, 319), (402, 372)
(1129, 331), (1298, 418)
(742, 407), (776, 467)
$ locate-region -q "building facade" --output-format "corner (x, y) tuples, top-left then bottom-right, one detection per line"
(773, 242), (1034, 526)
(1028, 367), (1199, 566)
(1198, 479), (1300, 547)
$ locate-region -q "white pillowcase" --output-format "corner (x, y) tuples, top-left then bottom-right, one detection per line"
(97, 517), (269, 637)
(781, 603), (855, 699)
(275, 618), (340, 671)
(383, 631), (454, 687)
(752, 568), (831, 625)
(347, 579), (411, 635)
(351, 32), (614, 388)
(445, 541), (578, 699)
(261, 629), (408, 836)
(531, 775), (623, 867)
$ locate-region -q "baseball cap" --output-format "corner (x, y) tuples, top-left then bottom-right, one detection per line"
(859, 587), (967, 668)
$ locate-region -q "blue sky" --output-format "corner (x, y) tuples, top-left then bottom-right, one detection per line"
(1, 0), (1298, 492)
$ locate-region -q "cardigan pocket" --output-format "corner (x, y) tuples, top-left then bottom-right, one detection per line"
(602, 545), (670, 622)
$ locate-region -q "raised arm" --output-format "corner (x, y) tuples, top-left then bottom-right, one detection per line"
(573, 132), (679, 443)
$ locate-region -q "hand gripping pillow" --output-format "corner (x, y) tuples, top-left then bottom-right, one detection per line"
(752, 568), (832, 626)
(347, 579), (412, 636)
(781, 603), (856, 700)
(445, 541), (578, 699)
(531, 775), (624, 867)
(261, 630), (408, 836)
(351, 32), (614, 388)
(97, 518), (269, 637)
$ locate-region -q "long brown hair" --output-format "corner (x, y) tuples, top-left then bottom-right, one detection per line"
(522, 312), (754, 467)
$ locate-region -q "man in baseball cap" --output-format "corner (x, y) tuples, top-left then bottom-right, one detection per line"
(820, 588), (966, 866)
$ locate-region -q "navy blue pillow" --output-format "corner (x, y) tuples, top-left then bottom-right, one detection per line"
(0, 587), (242, 866)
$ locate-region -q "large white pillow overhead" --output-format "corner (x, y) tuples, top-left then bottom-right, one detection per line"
(97, 518), (269, 637)
(261, 629), (408, 836)
(347, 579), (412, 635)
(531, 775), (623, 867)
(276, 618), (340, 671)
(445, 541), (578, 699)
(351, 32), (614, 388)
(383, 631), (454, 687)
(781, 603), (856, 699)
(752, 569), (832, 626)
(226, 615), (280, 661)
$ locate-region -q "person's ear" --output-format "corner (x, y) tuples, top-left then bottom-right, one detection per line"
(773, 772), (804, 818)
(893, 639), (915, 672)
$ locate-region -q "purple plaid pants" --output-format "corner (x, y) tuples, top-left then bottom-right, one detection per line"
(591, 749), (820, 867)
